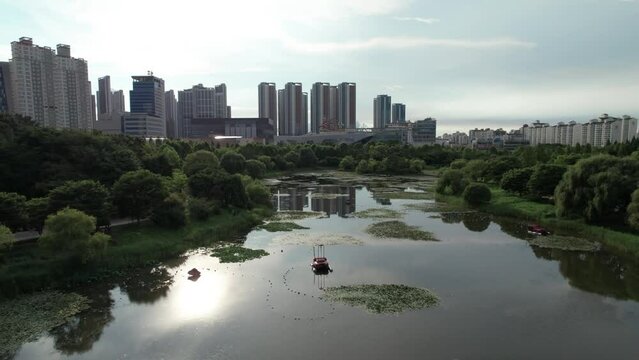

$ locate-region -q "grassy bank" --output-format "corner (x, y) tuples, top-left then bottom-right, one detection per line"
(436, 188), (639, 257)
(0, 208), (271, 299)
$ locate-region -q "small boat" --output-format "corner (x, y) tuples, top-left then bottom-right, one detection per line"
(527, 224), (550, 236)
(311, 256), (330, 271)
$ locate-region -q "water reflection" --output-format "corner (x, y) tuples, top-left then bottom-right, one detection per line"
(49, 285), (114, 355)
(272, 186), (356, 217)
(440, 211), (491, 232)
(120, 267), (173, 304)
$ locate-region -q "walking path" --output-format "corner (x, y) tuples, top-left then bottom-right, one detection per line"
(11, 218), (144, 244)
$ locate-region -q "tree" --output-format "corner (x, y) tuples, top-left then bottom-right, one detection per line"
(38, 208), (109, 263)
(26, 197), (49, 233)
(463, 159), (488, 182)
(220, 152), (247, 174)
(143, 145), (182, 176)
(500, 167), (534, 195)
(527, 164), (567, 199)
(298, 147), (318, 167)
(627, 189), (639, 230)
(436, 169), (469, 195)
(409, 159), (426, 174)
(555, 155), (639, 223)
(284, 151), (300, 166)
(182, 150), (219, 176)
(187, 168), (229, 200)
(246, 180), (272, 208)
(164, 169), (188, 194)
(355, 160), (370, 174)
(188, 198), (218, 221)
(463, 183), (492, 205)
(339, 155), (356, 171)
(0, 192), (28, 231)
(257, 155), (275, 170)
(112, 170), (167, 222)
(0, 224), (15, 257)
(222, 175), (250, 209)
(48, 180), (111, 226)
(151, 193), (187, 228)
(450, 159), (468, 170)
(483, 156), (522, 183)
(245, 159), (267, 179)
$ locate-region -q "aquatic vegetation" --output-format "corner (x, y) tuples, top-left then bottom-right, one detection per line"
(0, 291), (90, 358)
(210, 245), (269, 263)
(321, 284), (439, 314)
(259, 222), (309, 232)
(353, 208), (403, 219)
(272, 232), (364, 246)
(366, 221), (436, 241)
(373, 191), (434, 200)
(310, 193), (350, 200)
(403, 202), (459, 213)
(270, 211), (326, 221)
(530, 235), (600, 252)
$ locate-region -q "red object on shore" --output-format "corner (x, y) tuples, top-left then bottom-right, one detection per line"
(527, 224), (550, 236)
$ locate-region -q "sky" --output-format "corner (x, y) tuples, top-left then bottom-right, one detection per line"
(1, 0), (638, 133)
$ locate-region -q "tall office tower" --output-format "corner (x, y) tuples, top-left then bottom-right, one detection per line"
(111, 90), (125, 113)
(91, 95), (97, 122)
(227, 106), (232, 118)
(9, 37), (93, 129)
(391, 103), (406, 124)
(337, 82), (356, 129)
(97, 75), (112, 117)
(177, 83), (228, 138)
(125, 73), (165, 138)
(311, 82), (330, 134)
(278, 82), (307, 136)
(258, 82), (277, 127)
(0, 61), (13, 113)
(373, 94), (391, 128)
(165, 90), (178, 138)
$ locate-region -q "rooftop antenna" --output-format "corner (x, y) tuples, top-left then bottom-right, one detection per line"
(147, 70), (153, 76)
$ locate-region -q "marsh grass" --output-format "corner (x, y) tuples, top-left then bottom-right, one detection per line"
(403, 202), (460, 213)
(270, 211), (326, 221)
(0, 291), (90, 358)
(353, 208), (403, 219)
(272, 233), (364, 246)
(373, 191), (434, 200)
(210, 245), (269, 263)
(366, 221), (436, 241)
(259, 222), (309, 232)
(321, 284), (439, 314)
(530, 235), (600, 252)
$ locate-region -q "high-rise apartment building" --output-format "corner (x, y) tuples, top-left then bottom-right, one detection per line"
(124, 73), (165, 138)
(97, 75), (112, 117)
(392, 103), (406, 124)
(91, 95), (97, 122)
(258, 82), (277, 128)
(373, 95), (391, 128)
(165, 90), (178, 138)
(112, 90), (125, 113)
(278, 82), (307, 136)
(311, 82), (334, 133)
(9, 37), (92, 130)
(0, 62), (13, 113)
(337, 82), (356, 129)
(177, 83), (229, 138)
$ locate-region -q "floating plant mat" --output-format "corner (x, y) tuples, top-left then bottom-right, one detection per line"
(403, 202), (461, 213)
(530, 235), (600, 252)
(321, 284), (439, 314)
(366, 221), (437, 241)
(259, 222), (309, 232)
(0, 291), (90, 358)
(272, 232), (364, 246)
(352, 208), (403, 219)
(372, 191), (434, 200)
(310, 193), (350, 200)
(270, 211), (326, 221)
(210, 245), (269, 263)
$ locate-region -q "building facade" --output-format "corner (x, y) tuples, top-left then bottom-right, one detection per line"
(391, 103), (406, 124)
(112, 90), (125, 113)
(0, 62), (13, 113)
(310, 82), (339, 133)
(410, 118), (437, 145)
(258, 82), (277, 128)
(373, 95), (391, 128)
(97, 75), (112, 118)
(10, 37), (92, 130)
(278, 82), (307, 136)
(126, 73), (165, 138)
(177, 83), (229, 138)
(165, 90), (178, 138)
(337, 82), (356, 129)
(122, 113), (165, 138)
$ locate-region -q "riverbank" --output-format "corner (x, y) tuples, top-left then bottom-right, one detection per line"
(0, 207), (271, 299)
(436, 187), (639, 257)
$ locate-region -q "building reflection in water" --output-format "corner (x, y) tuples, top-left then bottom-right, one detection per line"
(272, 186), (356, 218)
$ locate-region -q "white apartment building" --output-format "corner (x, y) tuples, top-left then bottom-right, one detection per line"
(10, 37), (92, 130)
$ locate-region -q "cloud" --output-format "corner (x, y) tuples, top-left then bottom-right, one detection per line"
(283, 36), (537, 53)
(394, 17), (440, 24)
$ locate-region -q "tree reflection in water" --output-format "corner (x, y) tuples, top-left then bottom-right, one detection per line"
(440, 211), (491, 232)
(120, 267), (174, 304)
(49, 285), (114, 355)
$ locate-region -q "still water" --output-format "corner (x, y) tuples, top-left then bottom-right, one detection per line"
(14, 174), (639, 359)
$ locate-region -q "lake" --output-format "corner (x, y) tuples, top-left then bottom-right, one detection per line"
(13, 173), (639, 359)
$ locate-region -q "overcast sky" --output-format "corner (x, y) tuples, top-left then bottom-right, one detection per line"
(1, 0), (638, 133)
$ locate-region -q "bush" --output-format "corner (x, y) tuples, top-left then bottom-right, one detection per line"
(527, 164), (567, 199)
(339, 156), (356, 171)
(284, 151), (300, 166)
(0, 224), (14, 256)
(0, 192), (28, 231)
(188, 198), (218, 221)
(462, 183), (492, 206)
(25, 197), (49, 233)
(220, 152), (247, 174)
(436, 169), (469, 195)
(299, 148), (318, 167)
(500, 167), (534, 195)
(245, 159), (267, 179)
(246, 181), (273, 208)
(38, 208), (109, 263)
(183, 150), (219, 176)
(151, 193), (187, 228)
(450, 159), (468, 170)
(257, 155), (275, 170)
(463, 159), (488, 182)
(355, 160), (370, 174)
(409, 159), (426, 174)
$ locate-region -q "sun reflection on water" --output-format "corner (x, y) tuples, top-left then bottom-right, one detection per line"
(169, 270), (230, 322)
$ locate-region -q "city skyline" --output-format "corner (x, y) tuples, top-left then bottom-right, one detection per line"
(1, 0), (638, 133)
